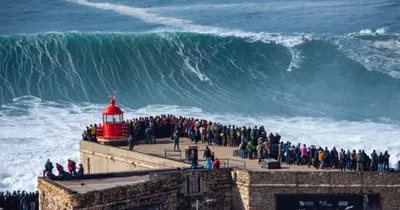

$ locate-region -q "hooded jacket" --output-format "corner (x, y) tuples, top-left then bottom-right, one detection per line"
(205, 159), (212, 169)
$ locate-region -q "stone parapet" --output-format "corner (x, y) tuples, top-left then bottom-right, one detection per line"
(38, 168), (233, 210)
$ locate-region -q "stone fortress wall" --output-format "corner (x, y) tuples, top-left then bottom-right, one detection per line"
(38, 168), (233, 210)
(38, 141), (400, 210)
(233, 170), (400, 210)
(38, 169), (400, 210)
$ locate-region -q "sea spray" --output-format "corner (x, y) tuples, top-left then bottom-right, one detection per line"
(1, 98), (400, 191)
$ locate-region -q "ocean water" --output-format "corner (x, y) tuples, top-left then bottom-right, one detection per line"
(0, 0), (400, 191)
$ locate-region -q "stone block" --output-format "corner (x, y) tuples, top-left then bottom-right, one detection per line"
(233, 149), (240, 156)
(330, 171), (361, 185)
(297, 172), (329, 185)
(260, 158), (281, 169)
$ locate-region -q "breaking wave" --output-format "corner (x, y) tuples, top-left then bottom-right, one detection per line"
(1, 0), (400, 193)
(1, 31), (400, 120)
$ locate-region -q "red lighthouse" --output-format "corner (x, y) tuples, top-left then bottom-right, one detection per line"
(96, 96), (129, 144)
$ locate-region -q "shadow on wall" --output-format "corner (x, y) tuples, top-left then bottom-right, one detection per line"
(232, 182), (246, 210)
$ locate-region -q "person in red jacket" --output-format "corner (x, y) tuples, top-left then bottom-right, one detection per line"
(67, 159), (77, 177)
(56, 163), (70, 180)
(56, 163), (63, 176)
(212, 158), (220, 169)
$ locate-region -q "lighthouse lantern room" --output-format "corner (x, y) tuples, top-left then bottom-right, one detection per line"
(96, 96), (129, 144)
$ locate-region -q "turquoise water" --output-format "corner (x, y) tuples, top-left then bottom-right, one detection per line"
(0, 0), (399, 191)
(1, 0), (400, 120)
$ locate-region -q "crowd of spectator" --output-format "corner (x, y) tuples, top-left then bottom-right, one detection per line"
(0, 191), (38, 210)
(277, 142), (392, 172)
(83, 114), (394, 172)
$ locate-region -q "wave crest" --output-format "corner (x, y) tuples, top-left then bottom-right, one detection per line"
(1, 31), (400, 120)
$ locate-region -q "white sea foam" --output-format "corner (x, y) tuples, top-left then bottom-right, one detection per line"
(68, 0), (305, 71)
(340, 27), (400, 77)
(375, 27), (387, 35)
(359, 29), (374, 35)
(356, 27), (387, 36)
(144, 1), (354, 13)
(1, 98), (400, 191)
(68, 0), (305, 47)
(373, 40), (400, 54)
(0, 96), (102, 192)
(335, 32), (400, 78)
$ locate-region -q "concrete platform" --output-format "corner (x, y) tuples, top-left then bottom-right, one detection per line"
(121, 138), (335, 172)
(57, 175), (149, 193)
(58, 138), (340, 193)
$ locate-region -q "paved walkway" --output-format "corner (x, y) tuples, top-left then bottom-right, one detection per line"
(123, 138), (335, 172)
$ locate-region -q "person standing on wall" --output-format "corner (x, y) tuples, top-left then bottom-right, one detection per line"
(145, 126), (151, 144)
(43, 159), (54, 177)
(127, 134), (134, 151)
(257, 140), (264, 164)
(203, 146), (211, 159)
(339, 149), (347, 172)
(90, 124), (96, 141)
(150, 120), (157, 144)
(383, 151), (390, 171)
(67, 159), (77, 177)
(173, 130), (180, 151)
(200, 126), (206, 143)
(190, 150), (198, 169)
(77, 164), (84, 181)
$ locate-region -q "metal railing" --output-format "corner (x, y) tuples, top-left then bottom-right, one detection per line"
(217, 158), (246, 169)
(164, 149), (182, 159)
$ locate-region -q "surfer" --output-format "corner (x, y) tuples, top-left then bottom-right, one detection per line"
(302, 34), (309, 42)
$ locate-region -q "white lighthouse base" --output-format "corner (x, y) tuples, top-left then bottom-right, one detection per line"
(97, 137), (128, 146)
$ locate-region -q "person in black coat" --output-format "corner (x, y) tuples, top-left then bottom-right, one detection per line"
(190, 150), (198, 169)
(210, 152), (215, 162)
(383, 151), (390, 171)
(77, 164), (85, 181)
(0, 192), (4, 209)
(4, 192), (11, 210)
(203, 146), (211, 159)
(371, 150), (378, 171)
(378, 152), (384, 172)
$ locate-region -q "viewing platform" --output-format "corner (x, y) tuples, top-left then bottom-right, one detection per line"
(117, 137), (336, 172)
(37, 138), (400, 210)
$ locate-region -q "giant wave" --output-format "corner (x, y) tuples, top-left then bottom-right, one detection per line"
(1, 0), (400, 193)
(1, 31), (400, 120)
